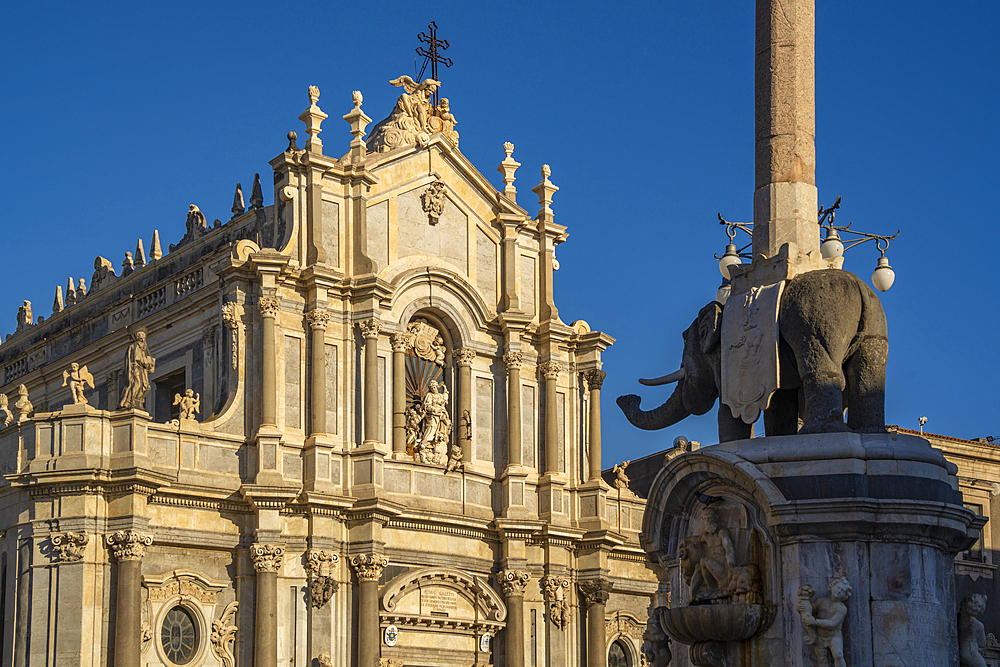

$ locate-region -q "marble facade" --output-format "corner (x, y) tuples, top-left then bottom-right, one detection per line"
(0, 81), (653, 667)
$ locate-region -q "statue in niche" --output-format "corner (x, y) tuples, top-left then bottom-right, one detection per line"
(62, 363), (95, 405)
(173, 389), (200, 420)
(414, 380), (451, 465)
(678, 506), (761, 604)
(795, 578), (851, 667)
(960, 593), (989, 667)
(119, 328), (156, 410)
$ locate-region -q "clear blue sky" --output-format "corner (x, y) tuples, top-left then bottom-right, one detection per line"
(2, 1), (997, 465)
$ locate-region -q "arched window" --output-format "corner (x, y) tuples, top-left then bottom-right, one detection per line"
(608, 639), (630, 667)
(160, 606), (198, 665)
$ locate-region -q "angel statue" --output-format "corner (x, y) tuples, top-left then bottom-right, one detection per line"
(173, 389), (200, 421)
(62, 363), (95, 405)
(388, 76), (440, 132)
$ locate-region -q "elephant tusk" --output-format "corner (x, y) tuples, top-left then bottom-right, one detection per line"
(639, 367), (685, 386)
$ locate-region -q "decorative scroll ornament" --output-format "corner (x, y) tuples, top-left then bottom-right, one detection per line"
(406, 319), (445, 365)
(390, 333), (412, 353)
(365, 76), (459, 153)
(421, 181), (447, 224)
(306, 549), (340, 609)
(499, 569), (531, 597)
(584, 369), (606, 391)
(210, 601), (239, 667)
(51, 531), (89, 562)
(542, 576), (570, 629)
(454, 348), (476, 367)
(250, 543), (284, 572)
(503, 350), (524, 370)
(107, 530), (153, 561)
(146, 579), (217, 604)
(220, 301), (241, 370)
(358, 319), (383, 339)
(721, 282), (783, 424)
(578, 580), (612, 606)
(350, 553), (388, 582)
(794, 577), (851, 666)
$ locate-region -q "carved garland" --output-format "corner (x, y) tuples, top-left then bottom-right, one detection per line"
(107, 530), (153, 561)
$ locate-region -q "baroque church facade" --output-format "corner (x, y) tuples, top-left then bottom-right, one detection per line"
(0, 79), (655, 667)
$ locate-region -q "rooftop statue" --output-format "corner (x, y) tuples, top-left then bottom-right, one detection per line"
(119, 329), (156, 411)
(366, 76), (458, 153)
(62, 363), (95, 405)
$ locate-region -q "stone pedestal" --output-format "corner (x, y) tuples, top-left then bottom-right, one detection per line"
(642, 432), (978, 667)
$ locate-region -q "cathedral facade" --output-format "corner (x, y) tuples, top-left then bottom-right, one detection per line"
(0, 80), (655, 667)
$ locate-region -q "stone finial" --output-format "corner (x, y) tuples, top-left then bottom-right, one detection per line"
(349, 553), (388, 581)
(343, 91), (372, 164)
(250, 543), (284, 572)
(62, 363), (95, 405)
(497, 142), (520, 201)
(250, 174), (264, 209)
(134, 238), (147, 267)
(106, 529), (153, 561)
(0, 394), (13, 427)
(53, 286), (64, 314)
(286, 131), (299, 152)
(173, 389), (200, 420)
(15, 301), (33, 333)
(51, 532), (89, 562)
(232, 183), (246, 216)
(121, 252), (134, 277)
(150, 230), (162, 261)
(299, 86), (329, 154)
(499, 569), (531, 597)
(66, 278), (77, 307)
(532, 164), (559, 219)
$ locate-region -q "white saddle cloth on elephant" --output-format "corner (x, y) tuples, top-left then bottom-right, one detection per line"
(721, 282), (784, 425)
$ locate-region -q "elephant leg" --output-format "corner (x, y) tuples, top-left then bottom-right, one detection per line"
(845, 334), (888, 432)
(794, 341), (852, 434)
(719, 403), (753, 443)
(764, 389), (800, 436)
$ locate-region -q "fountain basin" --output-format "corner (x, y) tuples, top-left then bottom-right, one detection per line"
(658, 603), (765, 644)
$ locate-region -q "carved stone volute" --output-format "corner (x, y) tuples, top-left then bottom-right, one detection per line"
(250, 543), (284, 573)
(499, 569), (530, 597)
(107, 530), (153, 561)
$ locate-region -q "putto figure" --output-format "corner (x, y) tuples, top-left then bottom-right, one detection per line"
(119, 328), (156, 410)
(795, 577), (852, 667)
(960, 593), (989, 667)
(173, 389), (200, 421)
(62, 363), (95, 405)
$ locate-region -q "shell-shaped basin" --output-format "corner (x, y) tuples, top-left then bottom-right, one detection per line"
(658, 603), (764, 644)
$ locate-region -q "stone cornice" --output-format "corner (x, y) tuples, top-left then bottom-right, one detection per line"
(239, 483), (302, 510)
(344, 498), (406, 526)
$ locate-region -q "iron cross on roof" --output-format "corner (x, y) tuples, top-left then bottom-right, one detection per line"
(416, 21), (452, 107)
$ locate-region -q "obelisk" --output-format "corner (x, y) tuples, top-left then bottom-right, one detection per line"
(752, 0), (819, 260)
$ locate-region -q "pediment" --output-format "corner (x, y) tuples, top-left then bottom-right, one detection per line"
(381, 566), (506, 623)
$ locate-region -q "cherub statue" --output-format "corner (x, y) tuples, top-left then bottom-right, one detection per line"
(173, 389), (200, 421)
(444, 442), (464, 474)
(795, 577), (851, 667)
(613, 460), (631, 491)
(388, 76), (440, 132)
(960, 593), (988, 667)
(62, 363), (95, 405)
(0, 394), (12, 426)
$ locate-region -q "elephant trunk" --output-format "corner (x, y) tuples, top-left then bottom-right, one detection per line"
(616, 384), (690, 431)
(639, 367), (685, 386)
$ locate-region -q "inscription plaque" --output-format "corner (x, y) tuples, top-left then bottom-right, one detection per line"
(422, 588), (458, 615)
(872, 601), (951, 665)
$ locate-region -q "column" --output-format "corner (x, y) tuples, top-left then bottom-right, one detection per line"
(455, 348), (476, 463)
(584, 370), (606, 481)
(499, 570), (530, 667)
(390, 333), (410, 455)
(259, 294), (281, 427)
(753, 0), (818, 258)
(350, 553), (388, 667)
(579, 580), (611, 667)
(107, 530), (153, 667)
(503, 351), (523, 467)
(541, 361), (561, 474)
(250, 544), (284, 667)
(359, 320), (383, 445)
(202, 326), (215, 415)
(306, 310), (332, 435)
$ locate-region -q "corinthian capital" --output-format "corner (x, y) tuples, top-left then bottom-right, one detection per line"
(540, 361), (562, 380)
(390, 332), (412, 353)
(499, 569), (531, 597)
(455, 348), (476, 367)
(350, 553), (388, 581)
(306, 309), (332, 329)
(258, 296), (281, 318)
(584, 369), (606, 391)
(503, 350), (523, 371)
(51, 531), (89, 563)
(251, 543), (284, 572)
(578, 579), (612, 606)
(358, 319), (383, 340)
(106, 529), (153, 561)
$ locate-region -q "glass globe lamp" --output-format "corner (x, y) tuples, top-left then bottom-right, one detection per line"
(871, 256), (895, 292)
(718, 244), (741, 279)
(821, 228), (844, 259)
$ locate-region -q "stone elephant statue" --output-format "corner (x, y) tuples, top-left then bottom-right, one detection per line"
(617, 269), (888, 442)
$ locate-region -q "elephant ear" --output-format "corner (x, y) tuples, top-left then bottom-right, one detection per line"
(697, 302), (723, 354)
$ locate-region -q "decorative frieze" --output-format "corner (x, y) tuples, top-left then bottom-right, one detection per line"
(584, 369), (606, 391)
(51, 531), (89, 562)
(106, 530), (153, 561)
(350, 553), (388, 582)
(499, 569), (531, 597)
(358, 319), (383, 340)
(578, 579), (612, 606)
(306, 309), (332, 330)
(542, 575), (570, 629)
(250, 543), (284, 572)
(210, 601), (239, 667)
(147, 579), (217, 604)
(503, 351), (523, 371)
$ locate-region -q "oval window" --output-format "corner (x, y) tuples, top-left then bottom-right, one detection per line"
(608, 640), (629, 667)
(160, 606), (198, 665)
